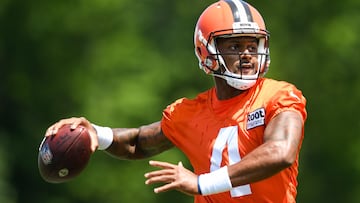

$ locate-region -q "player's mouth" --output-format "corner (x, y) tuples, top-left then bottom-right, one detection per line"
(239, 61), (254, 74)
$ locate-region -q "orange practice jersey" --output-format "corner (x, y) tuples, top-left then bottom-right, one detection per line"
(161, 78), (307, 203)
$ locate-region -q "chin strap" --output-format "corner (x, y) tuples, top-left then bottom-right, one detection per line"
(211, 72), (257, 90)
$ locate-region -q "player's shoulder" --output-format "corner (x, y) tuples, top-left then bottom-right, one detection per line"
(259, 78), (307, 121)
(259, 78), (306, 105)
(256, 78), (306, 104)
(173, 88), (211, 105)
(259, 78), (302, 93)
(261, 78), (297, 88)
(165, 88), (212, 112)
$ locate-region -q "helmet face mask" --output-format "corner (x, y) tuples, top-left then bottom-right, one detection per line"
(194, 0), (270, 90)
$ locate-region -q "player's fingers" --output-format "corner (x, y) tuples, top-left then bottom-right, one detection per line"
(70, 117), (91, 129)
(44, 117), (98, 153)
(144, 168), (173, 179)
(65, 117), (98, 152)
(50, 118), (74, 135)
(89, 132), (99, 152)
(145, 172), (174, 185)
(153, 182), (177, 193)
(45, 117), (87, 137)
(149, 160), (177, 169)
(44, 124), (56, 137)
(58, 117), (84, 130)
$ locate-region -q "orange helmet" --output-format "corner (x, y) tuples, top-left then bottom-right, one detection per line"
(194, 0), (270, 90)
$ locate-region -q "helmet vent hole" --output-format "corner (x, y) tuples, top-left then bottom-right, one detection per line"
(197, 47), (202, 56)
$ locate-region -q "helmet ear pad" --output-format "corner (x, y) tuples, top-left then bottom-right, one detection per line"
(259, 54), (269, 73)
(260, 54), (270, 75)
(196, 43), (221, 74)
(203, 55), (220, 72)
(258, 37), (270, 76)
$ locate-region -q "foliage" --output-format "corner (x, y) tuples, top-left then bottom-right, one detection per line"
(1, 0), (359, 202)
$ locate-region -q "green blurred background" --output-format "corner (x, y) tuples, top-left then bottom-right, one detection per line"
(1, 0), (359, 202)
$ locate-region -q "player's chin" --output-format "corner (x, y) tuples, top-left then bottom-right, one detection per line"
(238, 67), (255, 75)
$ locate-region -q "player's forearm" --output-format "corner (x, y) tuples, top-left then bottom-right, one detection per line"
(227, 111), (303, 186)
(228, 140), (296, 187)
(105, 122), (173, 159)
(197, 140), (294, 196)
(104, 127), (142, 159)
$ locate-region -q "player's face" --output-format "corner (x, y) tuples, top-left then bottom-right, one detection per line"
(216, 36), (259, 75)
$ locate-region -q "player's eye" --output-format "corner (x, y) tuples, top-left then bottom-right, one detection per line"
(247, 45), (258, 52)
(228, 44), (240, 53)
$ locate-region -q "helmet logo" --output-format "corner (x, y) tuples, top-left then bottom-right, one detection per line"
(233, 22), (260, 33)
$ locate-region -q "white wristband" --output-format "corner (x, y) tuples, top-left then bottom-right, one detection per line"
(198, 166), (232, 195)
(91, 124), (113, 150)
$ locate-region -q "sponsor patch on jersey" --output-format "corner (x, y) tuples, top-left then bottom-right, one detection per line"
(247, 108), (265, 130)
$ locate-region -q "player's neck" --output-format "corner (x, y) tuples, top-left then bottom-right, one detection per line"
(214, 77), (245, 100)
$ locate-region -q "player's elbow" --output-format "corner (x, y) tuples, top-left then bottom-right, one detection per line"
(271, 141), (297, 168)
(280, 153), (296, 168)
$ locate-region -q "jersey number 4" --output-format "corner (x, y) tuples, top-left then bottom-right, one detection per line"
(210, 126), (252, 197)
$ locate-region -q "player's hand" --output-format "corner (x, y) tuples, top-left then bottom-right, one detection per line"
(144, 160), (199, 196)
(44, 117), (99, 152)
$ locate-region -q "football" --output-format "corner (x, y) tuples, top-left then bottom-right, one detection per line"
(38, 124), (92, 183)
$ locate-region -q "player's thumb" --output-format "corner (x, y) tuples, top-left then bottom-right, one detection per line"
(88, 130), (99, 152)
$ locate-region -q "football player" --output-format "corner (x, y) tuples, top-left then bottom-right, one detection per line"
(45, 0), (307, 202)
